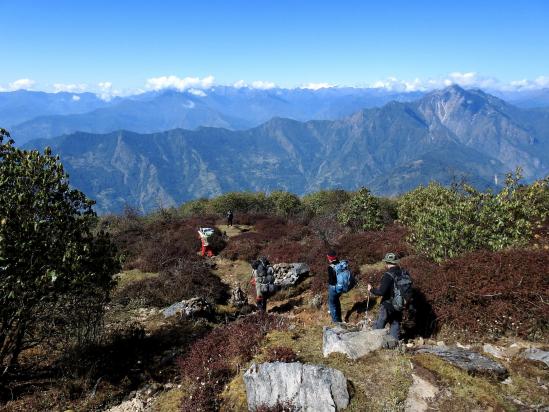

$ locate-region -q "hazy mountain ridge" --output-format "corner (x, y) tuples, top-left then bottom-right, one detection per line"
(22, 86), (549, 214)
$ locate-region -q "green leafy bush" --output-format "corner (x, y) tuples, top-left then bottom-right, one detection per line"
(210, 191), (271, 214)
(0, 130), (120, 372)
(398, 170), (549, 261)
(337, 187), (383, 231)
(302, 189), (349, 217)
(268, 190), (303, 217)
(178, 198), (213, 217)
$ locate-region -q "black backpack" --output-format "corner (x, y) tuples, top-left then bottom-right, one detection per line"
(387, 268), (413, 311)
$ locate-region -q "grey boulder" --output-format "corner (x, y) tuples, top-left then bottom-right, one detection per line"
(244, 361), (349, 412)
(522, 348), (549, 367)
(323, 324), (398, 360)
(272, 263), (310, 287)
(414, 345), (508, 380)
(230, 282), (248, 308)
(161, 297), (213, 318)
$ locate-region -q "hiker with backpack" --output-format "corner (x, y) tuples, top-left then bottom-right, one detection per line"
(327, 250), (355, 323)
(227, 210), (234, 226)
(250, 256), (276, 312)
(367, 252), (413, 340)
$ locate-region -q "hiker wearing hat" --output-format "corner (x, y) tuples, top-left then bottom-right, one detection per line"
(367, 252), (413, 340)
(327, 250), (355, 323)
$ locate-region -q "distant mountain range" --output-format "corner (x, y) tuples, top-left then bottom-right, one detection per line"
(22, 86), (549, 214)
(8, 87), (427, 145)
(5, 86), (549, 146)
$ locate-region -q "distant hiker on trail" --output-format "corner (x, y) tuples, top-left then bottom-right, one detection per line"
(327, 250), (355, 323)
(367, 252), (413, 340)
(250, 256), (276, 312)
(227, 210), (234, 226)
(198, 227), (215, 257)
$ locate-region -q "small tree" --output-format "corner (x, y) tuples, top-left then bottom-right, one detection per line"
(337, 187), (383, 231)
(0, 130), (119, 373)
(268, 191), (303, 217)
(302, 189), (349, 218)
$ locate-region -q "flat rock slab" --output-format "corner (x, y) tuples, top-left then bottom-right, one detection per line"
(414, 345), (508, 380)
(522, 348), (549, 367)
(161, 297), (213, 318)
(323, 325), (398, 360)
(244, 361), (349, 412)
(106, 397), (146, 412)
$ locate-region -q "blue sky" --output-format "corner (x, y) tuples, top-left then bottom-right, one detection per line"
(1, 0), (548, 94)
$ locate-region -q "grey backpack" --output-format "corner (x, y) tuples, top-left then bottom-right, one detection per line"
(255, 259), (276, 295)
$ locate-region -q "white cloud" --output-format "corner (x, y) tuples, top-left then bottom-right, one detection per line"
(188, 88), (207, 97)
(145, 75), (215, 92)
(370, 76), (423, 92)
(250, 80), (276, 89)
(97, 81), (134, 101)
(366, 72), (540, 92)
(0, 78), (36, 92)
(233, 80), (248, 88)
(72, 95), (81, 101)
(53, 83), (88, 93)
(230, 79), (277, 89)
(300, 82), (334, 90)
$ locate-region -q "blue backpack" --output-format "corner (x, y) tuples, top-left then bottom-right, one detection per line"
(332, 260), (355, 293)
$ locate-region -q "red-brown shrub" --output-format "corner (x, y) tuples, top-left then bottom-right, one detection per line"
(178, 314), (287, 411)
(264, 346), (299, 363)
(220, 232), (269, 262)
(113, 216), (221, 272)
(220, 218), (311, 262)
(401, 249), (549, 339)
(114, 259), (229, 307)
(337, 224), (409, 267)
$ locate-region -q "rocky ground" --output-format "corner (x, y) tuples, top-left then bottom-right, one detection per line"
(104, 225), (548, 411)
(3, 221), (548, 411)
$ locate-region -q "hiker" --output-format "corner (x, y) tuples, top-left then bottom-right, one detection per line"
(327, 250), (355, 323)
(227, 210), (234, 226)
(198, 227), (215, 257)
(250, 256), (276, 312)
(367, 252), (413, 340)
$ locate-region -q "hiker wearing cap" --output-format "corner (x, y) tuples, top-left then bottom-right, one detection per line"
(367, 252), (413, 340)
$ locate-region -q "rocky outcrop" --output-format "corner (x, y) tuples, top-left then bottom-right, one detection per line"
(522, 348), (549, 367)
(230, 283), (248, 308)
(414, 345), (508, 380)
(323, 325), (398, 360)
(160, 297), (213, 319)
(272, 263), (310, 287)
(244, 362), (349, 412)
(106, 395), (148, 412)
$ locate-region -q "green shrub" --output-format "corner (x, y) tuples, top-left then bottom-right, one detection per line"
(302, 189), (349, 217)
(378, 196), (399, 224)
(268, 191), (303, 217)
(398, 170), (549, 261)
(209, 191), (271, 214)
(179, 198), (213, 217)
(337, 187), (383, 231)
